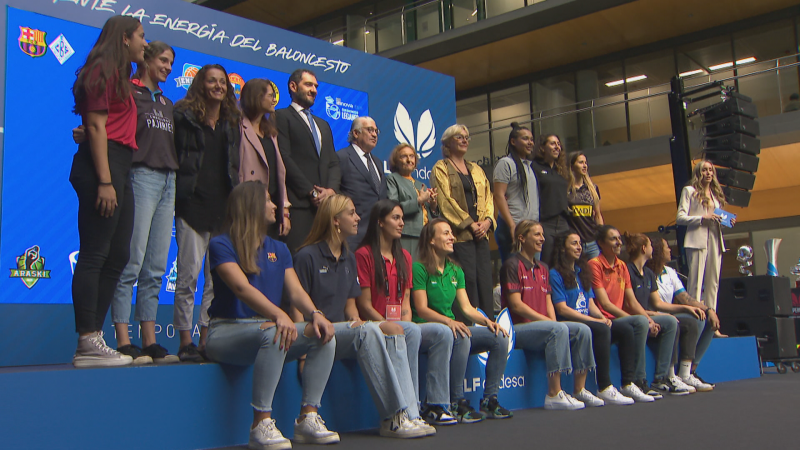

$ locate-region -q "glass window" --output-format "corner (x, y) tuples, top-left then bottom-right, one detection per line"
(485, 0), (525, 18)
(531, 73), (578, 151)
(456, 95), (491, 166)
(734, 20), (797, 118)
(627, 84), (671, 142)
(624, 49), (675, 90)
(677, 35), (734, 89)
(412, 2), (442, 40)
(373, 15), (404, 52)
(451, 0), (479, 29)
(575, 62), (625, 149)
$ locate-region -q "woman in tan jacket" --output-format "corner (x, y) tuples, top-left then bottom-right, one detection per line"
(431, 124), (496, 320)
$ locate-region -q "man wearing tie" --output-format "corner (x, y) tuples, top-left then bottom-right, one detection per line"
(275, 69), (341, 253)
(338, 116), (388, 248)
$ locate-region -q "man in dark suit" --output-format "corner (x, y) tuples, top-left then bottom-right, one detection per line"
(275, 69), (341, 253)
(337, 116), (387, 248)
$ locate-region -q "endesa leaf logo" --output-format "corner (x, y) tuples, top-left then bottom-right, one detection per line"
(394, 103), (436, 160)
(175, 63), (201, 90)
(475, 308), (515, 367)
(19, 26), (47, 58)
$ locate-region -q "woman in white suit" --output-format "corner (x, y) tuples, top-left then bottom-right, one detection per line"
(677, 160), (734, 337)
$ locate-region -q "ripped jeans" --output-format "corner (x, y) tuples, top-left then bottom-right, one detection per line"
(205, 319), (336, 412)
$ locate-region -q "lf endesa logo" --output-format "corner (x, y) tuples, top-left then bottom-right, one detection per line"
(465, 308), (525, 391)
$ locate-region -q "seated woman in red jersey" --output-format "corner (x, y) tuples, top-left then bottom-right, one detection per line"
(501, 220), (599, 410)
(355, 199), (457, 426)
(205, 181), (339, 450)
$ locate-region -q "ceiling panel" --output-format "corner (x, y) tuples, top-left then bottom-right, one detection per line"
(223, 0), (364, 30)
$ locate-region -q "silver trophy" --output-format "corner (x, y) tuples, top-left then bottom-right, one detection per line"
(765, 239), (782, 276)
(790, 258), (800, 288)
(737, 245), (753, 276)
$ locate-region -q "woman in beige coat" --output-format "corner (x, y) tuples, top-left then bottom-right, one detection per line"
(677, 160), (735, 336)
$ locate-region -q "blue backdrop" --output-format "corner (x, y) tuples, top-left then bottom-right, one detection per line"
(0, 0), (455, 366)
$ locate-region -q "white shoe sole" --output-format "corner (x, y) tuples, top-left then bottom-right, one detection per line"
(379, 428), (427, 439)
(248, 439), (292, 450)
(601, 398), (635, 405)
(73, 355), (133, 368)
(544, 402), (585, 411)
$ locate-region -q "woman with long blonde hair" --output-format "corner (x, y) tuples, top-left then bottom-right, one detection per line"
(294, 194), (433, 439)
(567, 151), (603, 259)
(677, 160), (734, 337)
(205, 181), (339, 449)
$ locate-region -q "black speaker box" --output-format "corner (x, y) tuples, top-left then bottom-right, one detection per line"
(704, 150), (759, 172)
(716, 168), (756, 190)
(703, 132), (760, 155)
(717, 275), (793, 319)
(701, 97), (759, 122)
(721, 186), (751, 207)
(720, 316), (797, 360)
(703, 115), (760, 137)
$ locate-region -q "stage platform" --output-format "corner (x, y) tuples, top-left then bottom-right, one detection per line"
(0, 337), (760, 450)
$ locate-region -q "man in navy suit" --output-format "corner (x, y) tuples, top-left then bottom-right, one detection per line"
(275, 69), (341, 253)
(338, 116), (387, 248)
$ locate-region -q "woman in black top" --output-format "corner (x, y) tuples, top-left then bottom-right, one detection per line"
(531, 134), (569, 264)
(567, 151), (603, 259)
(173, 64), (241, 361)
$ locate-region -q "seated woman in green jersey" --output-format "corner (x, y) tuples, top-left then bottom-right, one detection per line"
(412, 218), (512, 422)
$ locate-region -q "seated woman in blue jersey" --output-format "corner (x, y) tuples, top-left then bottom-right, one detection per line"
(548, 232), (634, 406)
(355, 199), (457, 426)
(501, 220), (599, 410)
(205, 181), (339, 450)
(412, 218), (512, 422)
(293, 194), (433, 439)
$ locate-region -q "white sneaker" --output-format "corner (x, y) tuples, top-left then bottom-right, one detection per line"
(574, 388), (605, 407)
(379, 410), (426, 439)
(682, 373), (713, 392)
(544, 390), (585, 410)
(597, 385), (634, 405)
(620, 383), (655, 402)
(671, 376), (696, 393)
(411, 418), (436, 436)
(73, 332), (133, 368)
(293, 412), (340, 444)
(249, 418), (291, 450)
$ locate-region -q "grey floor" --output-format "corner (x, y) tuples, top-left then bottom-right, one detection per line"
(214, 369), (800, 450)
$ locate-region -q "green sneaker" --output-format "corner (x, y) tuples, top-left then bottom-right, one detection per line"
(450, 399), (485, 423)
(479, 394), (513, 419)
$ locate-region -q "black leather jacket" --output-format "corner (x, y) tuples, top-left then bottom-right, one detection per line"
(173, 108), (240, 203)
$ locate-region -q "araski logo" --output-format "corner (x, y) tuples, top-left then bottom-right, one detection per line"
(229, 73), (245, 99)
(9, 245), (51, 289)
(175, 63), (201, 89)
(475, 307), (515, 366)
(394, 103), (436, 160)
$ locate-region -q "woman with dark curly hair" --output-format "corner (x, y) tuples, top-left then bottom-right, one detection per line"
(532, 134), (569, 264)
(173, 64), (242, 361)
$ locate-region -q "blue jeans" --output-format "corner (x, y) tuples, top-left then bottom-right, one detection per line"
(611, 315), (649, 385)
(111, 167), (176, 324)
(514, 321), (595, 375)
(205, 319), (335, 412)
(674, 313), (715, 365)
(639, 314), (678, 380)
(395, 322), (422, 412)
(418, 322), (454, 407)
(333, 322), (417, 420)
(582, 241), (600, 259)
(451, 326), (509, 400)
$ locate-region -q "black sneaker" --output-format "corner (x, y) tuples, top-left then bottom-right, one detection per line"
(421, 404), (457, 426)
(480, 395), (513, 419)
(117, 344), (153, 365)
(450, 399), (485, 423)
(177, 343), (205, 363)
(651, 377), (691, 396)
(636, 380), (663, 400)
(691, 371), (716, 388)
(142, 343), (180, 364)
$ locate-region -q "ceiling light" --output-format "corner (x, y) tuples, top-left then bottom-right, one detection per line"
(679, 69), (706, 77)
(472, 10), (477, 16)
(604, 75), (647, 87)
(709, 62), (733, 71)
(736, 57), (756, 65)
(365, 30), (370, 35)
(333, 39), (344, 45)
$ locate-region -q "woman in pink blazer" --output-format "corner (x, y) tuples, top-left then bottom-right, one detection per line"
(239, 78), (291, 239)
(677, 160), (734, 336)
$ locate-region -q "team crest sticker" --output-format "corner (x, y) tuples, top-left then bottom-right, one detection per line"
(229, 73), (244, 99)
(19, 26), (47, 58)
(175, 63), (201, 89)
(9, 245), (51, 289)
(165, 260), (178, 292)
(49, 33), (75, 65)
(268, 252), (277, 262)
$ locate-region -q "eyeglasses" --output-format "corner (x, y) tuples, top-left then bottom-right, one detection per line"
(453, 134), (471, 142)
(361, 127), (380, 136)
(265, 92), (276, 99)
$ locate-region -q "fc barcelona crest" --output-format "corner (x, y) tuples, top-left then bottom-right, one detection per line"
(268, 252), (277, 262)
(19, 26), (47, 58)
